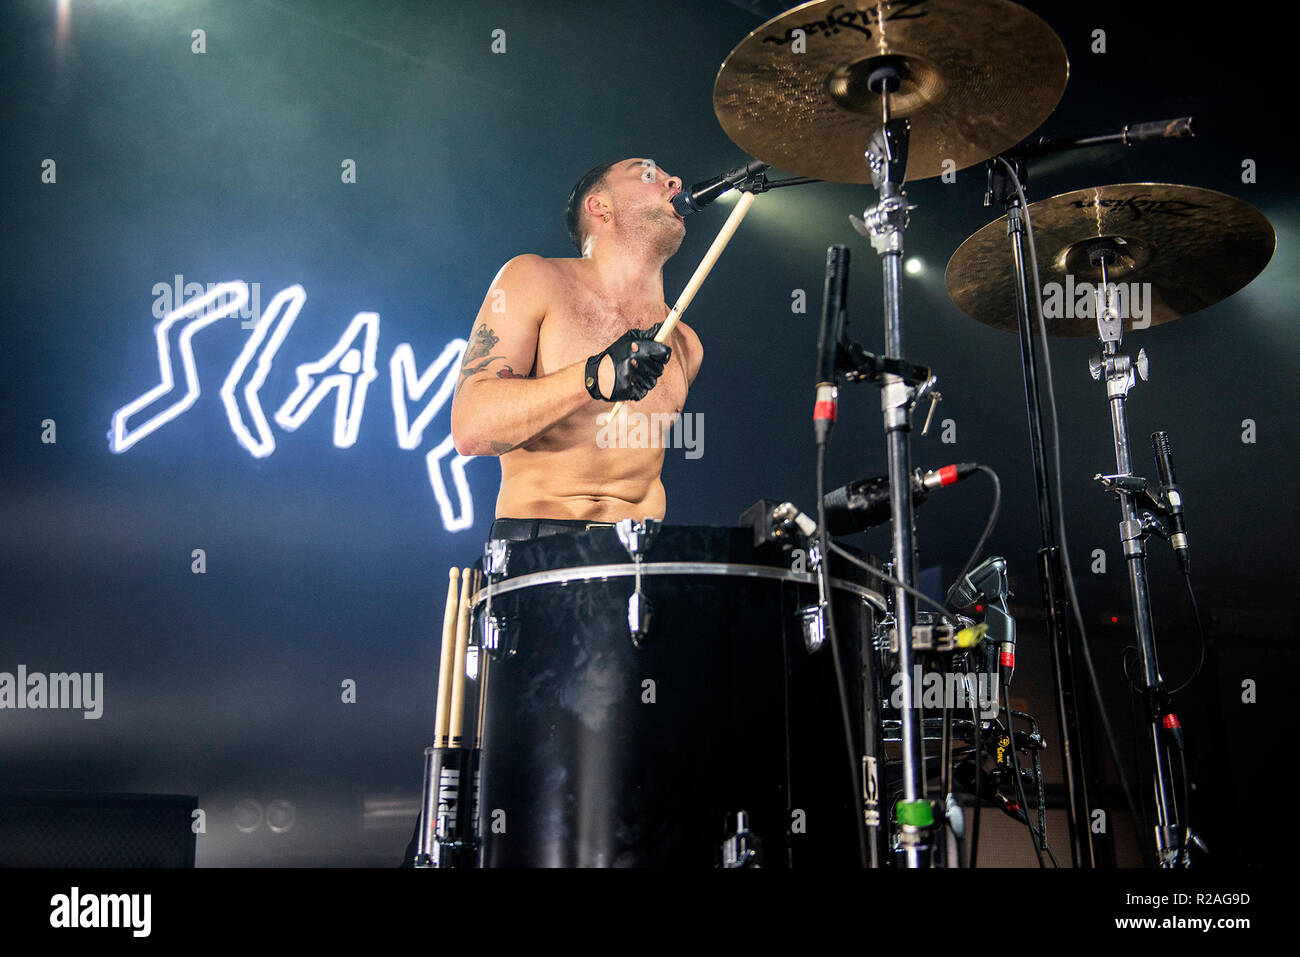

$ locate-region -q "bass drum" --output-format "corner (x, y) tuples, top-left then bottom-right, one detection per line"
(473, 524), (884, 867)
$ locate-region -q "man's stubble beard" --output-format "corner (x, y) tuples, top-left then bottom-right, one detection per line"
(617, 198), (686, 262)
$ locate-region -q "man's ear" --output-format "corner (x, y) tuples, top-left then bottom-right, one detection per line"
(584, 190), (610, 223)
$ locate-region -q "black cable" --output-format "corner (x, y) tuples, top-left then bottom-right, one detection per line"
(1121, 645), (1142, 691)
(1173, 727), (1191, 869)
(1014, 709), (1061, 867)
(826, 496), (994, 868)
(945, 465), (1003, 609)
(931, 459), (1001, 868)
(940, 699), (954, 866)
(1030, 733), (1059, 867)
(817, 441), (870, 867)
(970, 698), (982, 868)
(1125, 668), (1151, 848)
(1002, 671), (1047, 867)
(1168, 573), (1207, 696)
(997, 155), (1148, 865)
(1114, 492), (1206, 862)
(828, 542), (960, 626)
(940, 700), (953, 811)
(828, 457), (1000, 868)
(1168, 570), (1205, 867)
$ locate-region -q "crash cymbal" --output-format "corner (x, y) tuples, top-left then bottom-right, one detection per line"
(712, 0), (1068, 183)
(945, 183), (1277, 336)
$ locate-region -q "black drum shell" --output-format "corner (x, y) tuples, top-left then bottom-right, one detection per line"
(475, 525), (881, 867)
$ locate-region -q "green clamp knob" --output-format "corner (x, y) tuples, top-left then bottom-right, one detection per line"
(897, 800), (934, 828)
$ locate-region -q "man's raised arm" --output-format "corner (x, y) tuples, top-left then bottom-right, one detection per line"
(450, 255), (591, 457)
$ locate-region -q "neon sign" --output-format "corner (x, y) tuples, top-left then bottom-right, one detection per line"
(109, 282), (477, 533)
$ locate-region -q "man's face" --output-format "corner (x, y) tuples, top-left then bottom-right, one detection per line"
(600, 157), (685, 255)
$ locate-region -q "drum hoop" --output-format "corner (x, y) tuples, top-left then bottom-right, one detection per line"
(471, 561), (886, 611)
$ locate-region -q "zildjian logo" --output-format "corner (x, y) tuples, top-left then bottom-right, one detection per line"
(1068, 196), (1209, 219)
(761, 0), (927, 46)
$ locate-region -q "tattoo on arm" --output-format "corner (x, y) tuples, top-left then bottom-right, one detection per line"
(458, 325), (505, 388)
(459, 355), (502, 384)
(458, 325), (532, 392)
(464, 324), (499, 362)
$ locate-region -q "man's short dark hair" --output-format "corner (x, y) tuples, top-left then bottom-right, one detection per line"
(565, 160), (619, 252)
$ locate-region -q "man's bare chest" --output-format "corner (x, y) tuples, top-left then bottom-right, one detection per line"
(535, 296), (687, 414)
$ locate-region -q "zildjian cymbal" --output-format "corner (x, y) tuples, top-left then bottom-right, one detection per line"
(712, 0), (1068, 183)
(945, 183), (1277, 336)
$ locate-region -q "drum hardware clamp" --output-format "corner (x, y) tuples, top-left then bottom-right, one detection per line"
(481, 538), (512, 658)
(616, 518), (659, 646)
(720, 810), (762, 868)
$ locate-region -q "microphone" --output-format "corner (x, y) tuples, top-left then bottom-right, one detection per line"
(1152, 431), (1190, 573)
(671, 159), (769, 216)
(1011, 117), (1196, 158)
(814, 245), (850, 445)
(823, 463), (978, 535)
(955, 761), (1029, 826)
(950, 556), (1015, 682)
(769, 501), (819, 541)
(1123, 116), (1196, 143)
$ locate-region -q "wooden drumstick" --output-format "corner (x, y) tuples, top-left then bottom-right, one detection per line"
(432, 567), (460, 749)
(447, 566), (475, 749)
(472, 571), (491, 750)
(608, 190), (757, 420)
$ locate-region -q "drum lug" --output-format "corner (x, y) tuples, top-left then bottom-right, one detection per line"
(617, 519), (659, 646)
(484, 538), (510, 577)
(720, 810), (763, 868)
(797, 603), (825, 653)
(480, 612), (515, 660)
(627, 590), (653, 647)
(482, 539), (515, 659)
(615, 517), (659, 557)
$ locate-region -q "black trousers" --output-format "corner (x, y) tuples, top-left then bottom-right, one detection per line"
(398, 517), (615, 866)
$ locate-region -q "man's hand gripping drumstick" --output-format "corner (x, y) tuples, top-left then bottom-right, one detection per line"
(602, 190), (757, 419)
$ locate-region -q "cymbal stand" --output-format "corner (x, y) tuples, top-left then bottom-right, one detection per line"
(984, 117), (1196, 868)
(846, 64), (933, 867)
(1086, 244), (1184, 866)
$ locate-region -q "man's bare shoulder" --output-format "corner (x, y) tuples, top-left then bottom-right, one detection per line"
(501, 252), (591, 270)
(675, 318), (702, 350)
(492, 253), (589, 293)
(493, 252), (557, 282)
(673, 319), (704, 384)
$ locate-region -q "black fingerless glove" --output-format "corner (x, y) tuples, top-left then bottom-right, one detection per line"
(584, 322), (672, 402)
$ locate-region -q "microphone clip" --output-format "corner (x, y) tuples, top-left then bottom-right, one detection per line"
(1093, 473), (1177, 537)
(839, 344), (932, 389)
(1094, 472), (1166, 509)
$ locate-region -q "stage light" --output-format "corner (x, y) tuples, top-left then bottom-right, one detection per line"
(56, 0), (71, 49)
(905, 257), (924, 276)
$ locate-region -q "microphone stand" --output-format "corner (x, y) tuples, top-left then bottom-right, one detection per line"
(981, 116), (1194, 868)
(984, 154), (1095, 868)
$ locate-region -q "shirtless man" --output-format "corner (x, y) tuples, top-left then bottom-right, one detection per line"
(450, 158), (703, 527)
(402, 159), (705, 865)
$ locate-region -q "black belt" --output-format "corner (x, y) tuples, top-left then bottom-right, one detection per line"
(489, 518), (616, 542)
